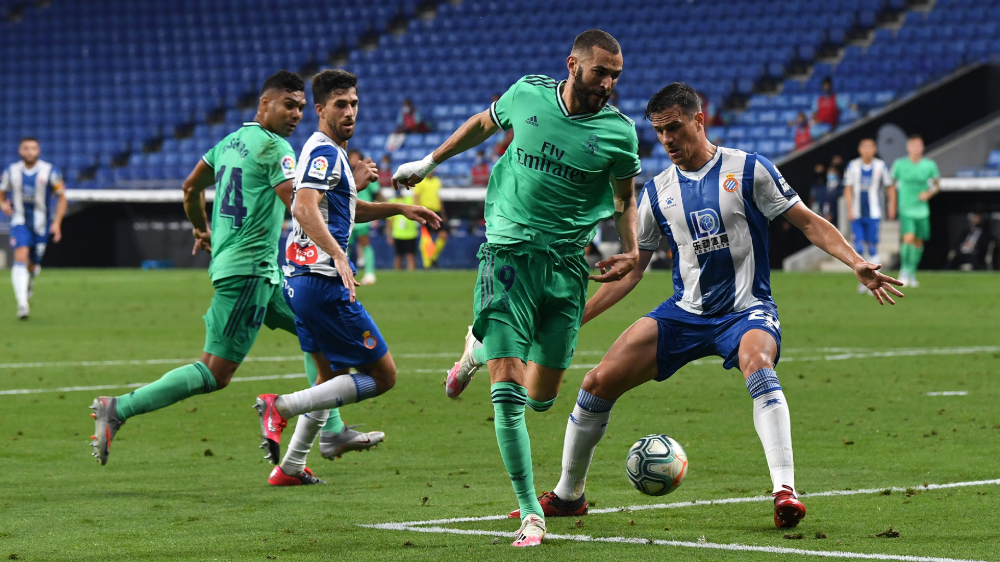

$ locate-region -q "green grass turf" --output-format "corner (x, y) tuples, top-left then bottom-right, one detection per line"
(0, 269), (998, 561)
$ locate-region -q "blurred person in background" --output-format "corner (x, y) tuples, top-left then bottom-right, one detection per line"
(348, 148), (380, 285)
(414, 169), (448, 267)
(471, 150), (490, 186)
(946, 213), (994, 271)
(889, 134), (939, 287)
(825, 154), (844, 226)
(378, 154), (393, 187)
(812, 77), (839, 130)
(791, 112), (811, 151)
(396, 98), (429, 134)
(0, 136), (66, 320)
(388, 187), (418, 270)
(844, 138), (893, 293)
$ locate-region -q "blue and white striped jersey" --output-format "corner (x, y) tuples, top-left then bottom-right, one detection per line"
(283, 131), (357, 278)
(1, 160), (62, 235)
(843, 157), (891, 220)
(638, 146), (801, 317)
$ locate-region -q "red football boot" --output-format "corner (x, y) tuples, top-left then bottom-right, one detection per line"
(773, 485), (807, 528)
(254, 394), (287, 464)
(268, 466), (326, 486)
(508, 491), (589, 519)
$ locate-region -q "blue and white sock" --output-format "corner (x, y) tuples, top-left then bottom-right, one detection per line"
(276, 373), (379, 418)
(553, 389), (615, 501)
(11, 262), (29, 308)
(280, 409), (329, 476)
(746, 368), (795, 495)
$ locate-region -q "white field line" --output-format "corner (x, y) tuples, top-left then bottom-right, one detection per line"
(925, 391), (968, 396)
(364, 524), (993, 562)
(2, 345), (995, 371)
(0, 373), (306, 395)
(363, 479), (1000, 562)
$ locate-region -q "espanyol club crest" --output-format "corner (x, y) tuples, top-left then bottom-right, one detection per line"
(307, 156), (328, 180)
(280, 155), (295, 179)
(362, 330), (378, 349)
(723, 173), (740, 193)
(286, 242), (319, 264)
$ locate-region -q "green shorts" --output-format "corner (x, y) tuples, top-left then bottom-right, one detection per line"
(351, 223), (371, 237)
(203, 275), (297, 363)
(900, 215), (931, 241)
(472, 243), (589, 370)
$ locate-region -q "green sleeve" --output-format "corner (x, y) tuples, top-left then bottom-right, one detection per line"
(268, 141), (297, 188)
(612, 125), (642, 180)
(928, 160), (940, 179)
(489, 78), (525, 131)
(202, 142), (218, 169)
(890, 159), (900, 180)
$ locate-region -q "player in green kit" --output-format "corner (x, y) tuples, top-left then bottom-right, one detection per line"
(889, 133), (940, 287)
(89, 71), (378, 472)
(348, 148), (380, 285)
(393, 30), (641, 547)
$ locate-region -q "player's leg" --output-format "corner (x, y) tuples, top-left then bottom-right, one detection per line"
(899, 217), (917, 284)
(26, 232), (45, 302)
(357, 232), (376, 285)
(866, 218), (881, 265)
(909, 217), (930, 286)
(10, 241), (31, 318)
(546, 317), (660, 512)
(90, 276), (267, 464)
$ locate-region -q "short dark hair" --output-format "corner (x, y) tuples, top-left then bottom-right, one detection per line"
(347, 148), (364, 159)
(19, 136), (39, 145)
(645, 82), (702, 121)
(312, 69), (358, 106)
(572, 29), (621, 57)
(259, 70), (305, 97)
(907, 133), (923, 141)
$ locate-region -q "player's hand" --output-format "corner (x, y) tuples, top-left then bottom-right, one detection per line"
(918, 191), (931, 202)
(589, 251), (639, 283)
(854, 261), (904, 305)
(49, 222), (62, 243)
(332, 252), (360, 303)
(191, 227), (212, 255)
(392, 154), (438, 190)
(0, 200), (11, 216)
(353, 157), (378, 187)
(401, 205), (442, 229)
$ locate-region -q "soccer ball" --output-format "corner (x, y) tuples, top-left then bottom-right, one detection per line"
(625, 434), (688, 496)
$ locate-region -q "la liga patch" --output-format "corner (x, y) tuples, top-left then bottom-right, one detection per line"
(308, 156), (329, 180)
(281, 155), (295, 179)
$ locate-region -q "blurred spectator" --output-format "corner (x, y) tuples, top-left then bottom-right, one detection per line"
(825, 154), (845, 226)
(388, 188), (418, 270)
(493, 129), (514, 161)
(947, 213), (994, 271)
(396, 98), (429, 134)
(471, 150), (490, 186)
(378, 154), (393, 187)
(809, 162), (828, 215)
(812, 77), (840, 130)
(791, 112), (811, 150)
(413, 169), (447, 268)
(698, 91), (724, 128)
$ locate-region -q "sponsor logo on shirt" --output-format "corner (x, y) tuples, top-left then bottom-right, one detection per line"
(723, 173), (740, 193)
(286, 242), (319, 264)
(281, 155), (295, 179)
(525, 115), (538, 126)
(308, 156), (329, 180)
(692, 233), (730, 255)
(690, 208), (721, 238)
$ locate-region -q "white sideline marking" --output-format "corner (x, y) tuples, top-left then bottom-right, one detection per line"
(363, 479), (1000, 562)
(0, 373), (306, 395)
(925, 391), (968, 396)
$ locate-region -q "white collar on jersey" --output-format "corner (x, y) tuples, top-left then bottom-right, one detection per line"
(674, 145), (722, 182)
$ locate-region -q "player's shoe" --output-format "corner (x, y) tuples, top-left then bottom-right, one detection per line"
(908, 275), (919, 288)
(89, 396), (125, 465)
(511, 514), (546, 547)
(773, 485), (807, 528)
(508, 491), (588, 518)
(268, 465), (326, 486)
(320, 425), (385, 459)
(360, 273), (377, 286)
(898, 272), (910, 287)
(254, 394), (287, 465)
(16, 304), (29, 320)
(445, 325), (483, 398)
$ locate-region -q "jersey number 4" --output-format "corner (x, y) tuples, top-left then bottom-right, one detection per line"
(216, 166), (247, 228)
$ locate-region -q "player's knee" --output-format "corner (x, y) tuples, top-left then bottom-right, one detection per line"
(740, 352), (774, 379)
(372, 360), (397, 394)
(581, 364), (622, 402)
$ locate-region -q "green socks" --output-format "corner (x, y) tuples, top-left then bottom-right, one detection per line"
(473, 346), (488, 366)
(526, 395), (556, 412)
(899, 243), (924, 276)
(116, 361), (217, 420)
(362, 245), (376, 277)
(303, 353), (345, 434)
(491, 382), (543, 519)
(912, 244), (923, 273)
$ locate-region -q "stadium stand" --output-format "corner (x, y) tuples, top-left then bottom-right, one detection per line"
(2, 0), (1000, 191)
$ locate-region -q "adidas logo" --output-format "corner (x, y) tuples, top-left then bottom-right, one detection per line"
(525, 116), (538, 126)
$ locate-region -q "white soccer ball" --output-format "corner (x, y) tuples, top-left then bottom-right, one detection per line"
(625, 434), (688, 496)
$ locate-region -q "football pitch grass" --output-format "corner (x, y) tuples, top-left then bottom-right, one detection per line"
(0, 269), (998, 561)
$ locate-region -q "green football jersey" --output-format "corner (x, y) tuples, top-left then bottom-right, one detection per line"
(890, 157), (939, 219)
(487, 75), (642, 247)
(358, 180), (379, 203)
(201, 121), (297, 284)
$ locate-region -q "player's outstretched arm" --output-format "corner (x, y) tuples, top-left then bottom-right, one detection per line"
(582, 250), (653, 326)
(392, 111), (498, 189)
(783, 202), (904, 305)
(182, 159), (216, 255)
(292, 188), (359, 302)
(590, 176), (640, 283)
(354, 199), (441, 229)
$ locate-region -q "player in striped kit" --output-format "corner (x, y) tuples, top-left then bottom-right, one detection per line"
(843, 138), (893, 294)
(515, 83), (904, 529)
(0, 137), (67, 319)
